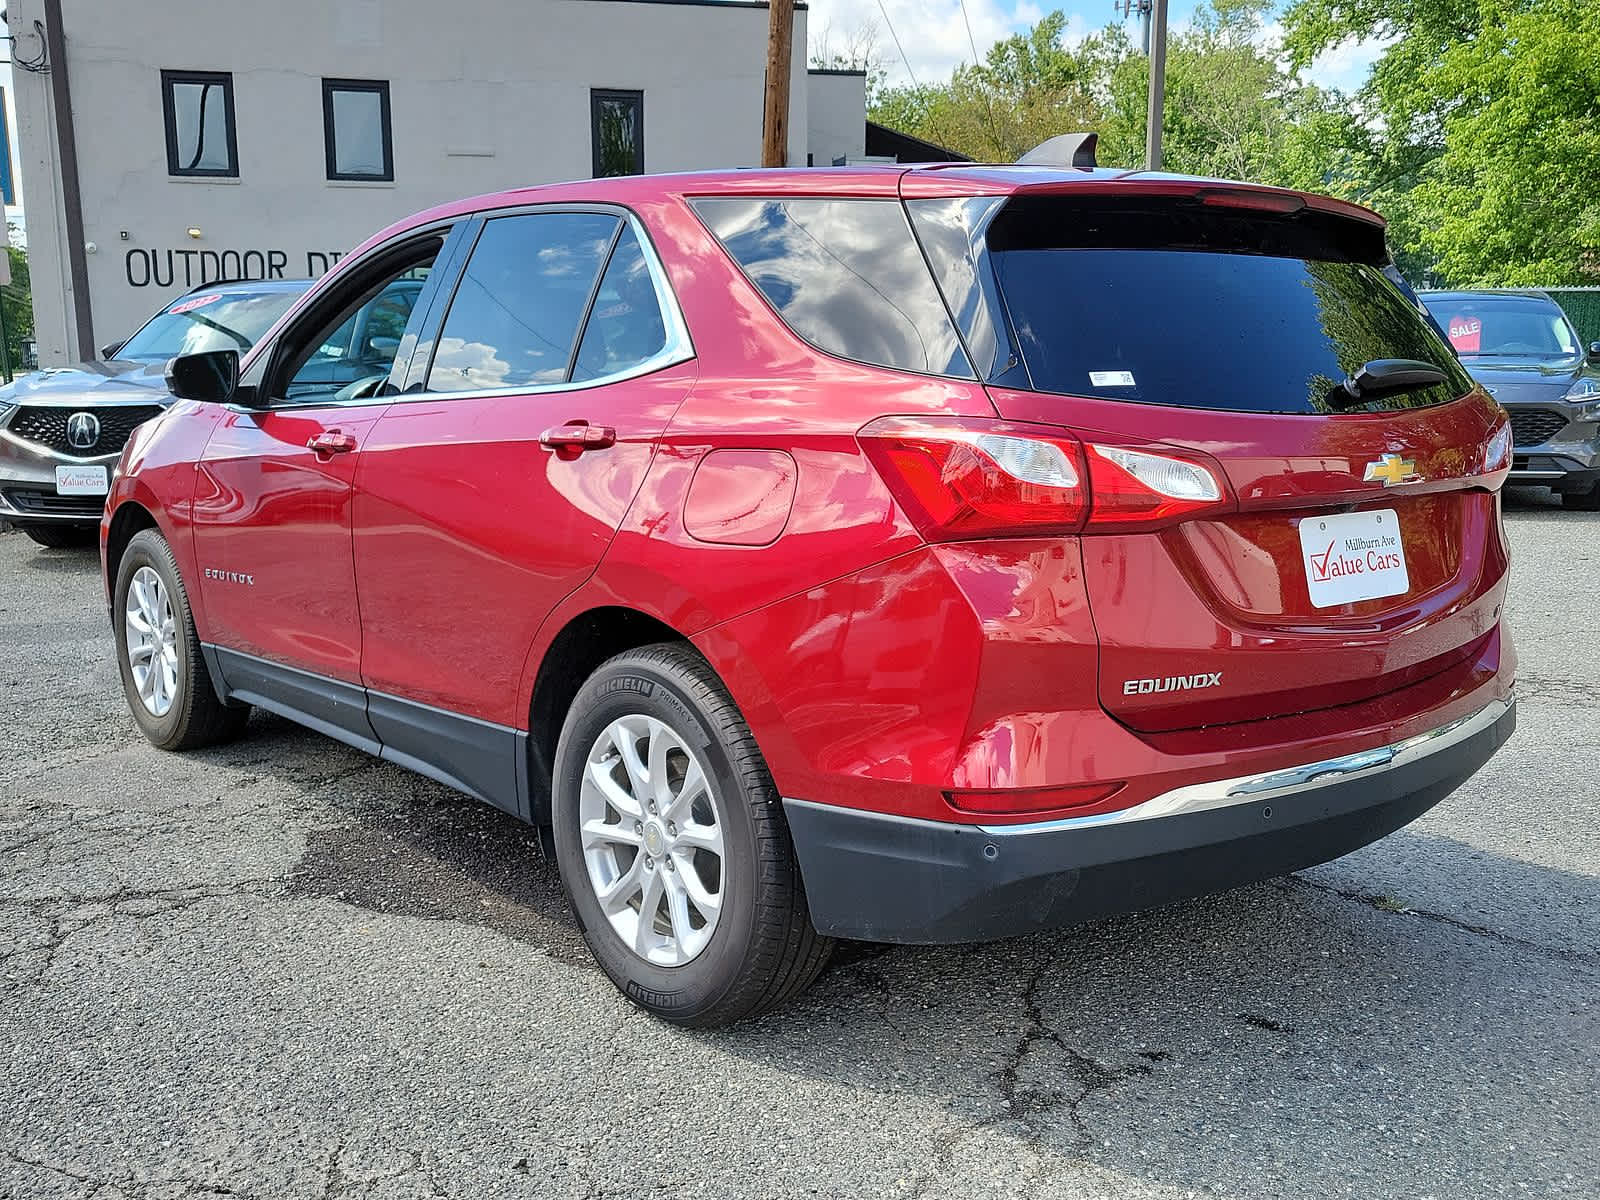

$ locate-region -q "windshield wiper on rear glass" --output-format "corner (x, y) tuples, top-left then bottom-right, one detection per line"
(1326, 358), (1448, 410)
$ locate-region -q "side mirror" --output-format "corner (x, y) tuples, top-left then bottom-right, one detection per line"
(165, 349), (239, 404)
(100, 340), (125, 360)
(1588, 342), (1600, 364)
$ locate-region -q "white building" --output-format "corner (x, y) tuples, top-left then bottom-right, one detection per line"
(8, 0), (884, 365)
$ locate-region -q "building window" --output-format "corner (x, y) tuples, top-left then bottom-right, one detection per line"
(323, 79), (393, 182)
(591, 89), (643, 178)
(161, 70), (238, 178)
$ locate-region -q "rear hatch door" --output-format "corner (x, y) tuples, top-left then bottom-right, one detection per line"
(910, 184), (1509, 733)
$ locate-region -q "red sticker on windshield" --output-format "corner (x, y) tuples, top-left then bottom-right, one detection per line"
(1447, 315), (1481, 353)
(168, 293), (223, 315)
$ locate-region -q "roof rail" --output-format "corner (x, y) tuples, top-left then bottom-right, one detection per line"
(1016, 133), (1098, 169)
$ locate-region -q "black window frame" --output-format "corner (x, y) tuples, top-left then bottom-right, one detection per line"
(590, 88), (644, 178)
(322, 78), (394, 183)
(161, 69), (239, 179)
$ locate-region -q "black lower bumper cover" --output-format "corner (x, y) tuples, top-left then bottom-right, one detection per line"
(785, 702), (1516, 943)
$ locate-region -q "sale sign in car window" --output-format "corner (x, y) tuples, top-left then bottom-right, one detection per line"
(1447, 314), (1482, 353)
(168, 293), (223, 316)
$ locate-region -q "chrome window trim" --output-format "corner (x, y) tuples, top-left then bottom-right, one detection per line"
(415, 208), (694, 402)
(979, 698), (1514, 836)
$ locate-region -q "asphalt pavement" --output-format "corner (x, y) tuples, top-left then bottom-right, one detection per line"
(2, 490), (1596, 1199)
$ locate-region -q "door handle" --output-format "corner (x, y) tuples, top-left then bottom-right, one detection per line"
(540, 422), (616, 460)
(307, 430), (357, 457)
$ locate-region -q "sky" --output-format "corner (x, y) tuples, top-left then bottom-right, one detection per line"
(804, 0), (1390, 94)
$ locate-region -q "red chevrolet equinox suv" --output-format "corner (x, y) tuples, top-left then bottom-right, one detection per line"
(103, 165), (1516, 1026)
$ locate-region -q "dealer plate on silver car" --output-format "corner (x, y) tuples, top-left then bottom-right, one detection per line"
(55, 465), (109, 496)
(1298, 508), (1409, 608)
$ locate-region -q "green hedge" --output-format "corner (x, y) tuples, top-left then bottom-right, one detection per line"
(1545, 289), (1600, 346)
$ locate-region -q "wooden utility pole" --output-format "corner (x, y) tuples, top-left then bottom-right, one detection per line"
(761, 0), (795, 167)
(1144, 0), (1169, 170)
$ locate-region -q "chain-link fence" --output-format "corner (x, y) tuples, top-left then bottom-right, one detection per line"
(1544, 288), (1600, 346)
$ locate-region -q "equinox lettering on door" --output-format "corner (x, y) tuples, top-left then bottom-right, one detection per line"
(1122, 672), (1223, 696)
(203, 568), (255, 585)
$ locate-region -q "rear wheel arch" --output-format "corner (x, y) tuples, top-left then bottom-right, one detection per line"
(526, 606), (692, 826)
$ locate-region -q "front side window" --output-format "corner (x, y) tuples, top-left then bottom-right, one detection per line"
(591, 89), (643, 178)
(693, 197), (974, 378)
(323, 79), (393, 181)
(162, 70), (238, 178)
(275, 243), (439, 404)
(428, 213), (620, 392)
(117, 289), (301, 361)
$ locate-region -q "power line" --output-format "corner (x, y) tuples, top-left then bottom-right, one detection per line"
(875, 0), (919, 88)
(959, 0), (982, 64)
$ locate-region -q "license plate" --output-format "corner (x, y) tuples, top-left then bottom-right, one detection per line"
(1298, 508), (1410, 608)
(55, 465), (109, 496)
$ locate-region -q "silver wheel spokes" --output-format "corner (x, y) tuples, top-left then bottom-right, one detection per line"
(125, 566), (178, 718)
(580, 714), (725, 967)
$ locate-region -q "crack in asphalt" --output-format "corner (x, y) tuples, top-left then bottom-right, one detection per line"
(0, 880), (286, 987)
(1283, 875), (1600, 967)
(899, 951), (1162, 1199)
(4, 1148), (260, 1199)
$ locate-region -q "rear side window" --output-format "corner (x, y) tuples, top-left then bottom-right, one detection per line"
(429, 212), (619, 392)
(923, 194), (1473, 414)
(571, 224), (668, 383)
(692, 197), (973, 379)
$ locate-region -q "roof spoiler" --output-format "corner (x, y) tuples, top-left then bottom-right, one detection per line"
(1016, 133), (1098, 169)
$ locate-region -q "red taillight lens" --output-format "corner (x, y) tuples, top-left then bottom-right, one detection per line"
(860, 417), (1231, 540)
(859, 417), (1089, 539)
(1084, 443), (1229, 530)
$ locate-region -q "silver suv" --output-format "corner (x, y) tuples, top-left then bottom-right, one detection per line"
(1421, 289), (1600, 510)
(0, 280), (310, 547)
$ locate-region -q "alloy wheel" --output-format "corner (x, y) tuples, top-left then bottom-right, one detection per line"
(125, 565), (179, 718)
(579, 714), (725, 966)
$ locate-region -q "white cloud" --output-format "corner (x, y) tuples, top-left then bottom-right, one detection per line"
(805, 0), (1086, 87)
(1304, 34), (1395, 92)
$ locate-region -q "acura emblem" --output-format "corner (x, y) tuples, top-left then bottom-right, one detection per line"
(1363, 453), (1418, 487)
(66, 411), (101, 451)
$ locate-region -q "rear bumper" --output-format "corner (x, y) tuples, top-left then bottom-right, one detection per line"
(786, 697), (1515, 943)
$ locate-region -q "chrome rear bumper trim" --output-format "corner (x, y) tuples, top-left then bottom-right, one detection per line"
(980, 698), (1513, 836)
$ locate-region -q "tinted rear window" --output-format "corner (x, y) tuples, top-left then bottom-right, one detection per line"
(692, 197), (973, 378)
(975, 197), (1473, 414)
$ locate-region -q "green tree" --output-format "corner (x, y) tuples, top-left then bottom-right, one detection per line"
(869, 1), (1324, 183)
(1, 239), (31, 375)
(1283, 0), (1600, 283)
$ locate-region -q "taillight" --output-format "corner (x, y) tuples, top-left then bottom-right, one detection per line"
(859, 416), (1231, 540)
(1084, 443), (1227, 531)
(858, 417), (1088, 539)
(1482, 420), (1512, 475)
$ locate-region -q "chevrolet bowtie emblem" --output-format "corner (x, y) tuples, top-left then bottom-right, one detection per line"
(1363, 454), (1418, 487)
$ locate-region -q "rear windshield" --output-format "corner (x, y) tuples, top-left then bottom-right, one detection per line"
(1419, 296), (1580, 360)
(966, 196), (1474, 414)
